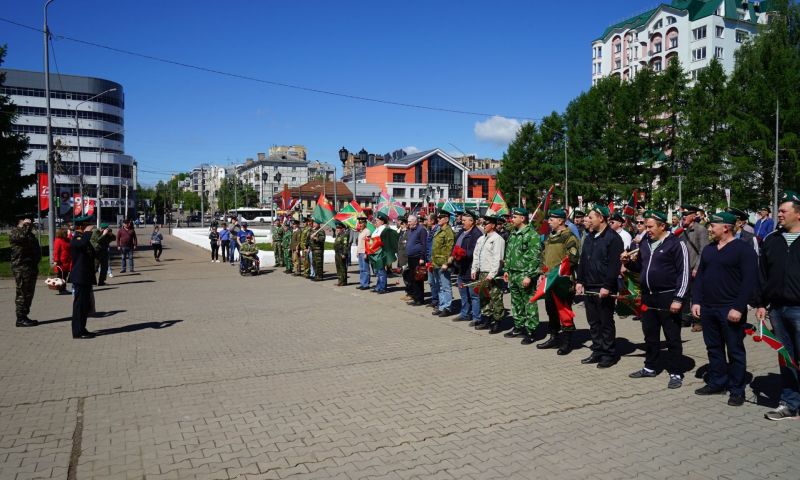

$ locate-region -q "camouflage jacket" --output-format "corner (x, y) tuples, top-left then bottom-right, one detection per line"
(431, 223), (455, 267)
(310, 228), (326, 250)
(290, 229), (301, 250)
(542, 228), (579, 279)
(299, 226), (311, 249)
(334, 230), (350, 256)
(504, 223), (540, 277)
(240, 242), (258, 258)
(282, 228), (293, 248)
(272, 226), (284, 246)
(90, 229), (116, 255)
(9, 225), (41, 269)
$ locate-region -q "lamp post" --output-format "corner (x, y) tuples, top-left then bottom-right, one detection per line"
(74, 87), (117, 213)
(358, 148), (368, 206)
(671, 160), (689, 208)
(44, 0), (57, 259)
(273, 172), (281, 215)
(339, 147), (351, 205)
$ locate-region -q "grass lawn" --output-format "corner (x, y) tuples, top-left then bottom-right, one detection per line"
(256, 242), (334, 250)
(0, 233), (52, 278)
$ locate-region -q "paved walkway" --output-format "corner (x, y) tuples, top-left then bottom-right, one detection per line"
(0, 231), (797, 479)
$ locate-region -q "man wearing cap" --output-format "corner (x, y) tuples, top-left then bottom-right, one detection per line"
(692, 211), (758, 406)
(727, 207), (759, 254)
(290, 219), (302, 275)
(334, 221), (350, 286)
(368, 212), (398, 293)
(756, 190), (800, 420)
(609, 212), (633, 250)
(537, 209), (580, 354)
(396, 216), (410, 298)
(576, 205), (624, 368)
(622, 211), (690, 388)
(10, 214), (41, 327)
(91, 223), (115, 286)
(310, 219), (326, 281)
(239, 232), (259, 273)
(356, 215), (372, 289)
(424, 215), (440, 307)
(503, 207), (542, 344)
(299, 216), (312, 278)
(237, 221), (255, 270)
(404, 214), (428, 306)
(281, 221), (293, 273)
(272, 221), (285, 269)
(754, 205), (774, 242)
(471, 215), (506, 331)
(451, 211), (483, 321)
(70, 216), (97, 339)
(677, 205), (710, 331)
(430, 210), (455, 315)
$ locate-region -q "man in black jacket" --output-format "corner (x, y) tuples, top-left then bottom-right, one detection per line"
(576, 205), (624, 368)
(451, 211), (483, 321)
(622, 211), (689, 388)
(756, 190), (800, 421)
(70, 216), (97, 339)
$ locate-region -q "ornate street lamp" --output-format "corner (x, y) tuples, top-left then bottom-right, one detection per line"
(339, 147), (351, 205)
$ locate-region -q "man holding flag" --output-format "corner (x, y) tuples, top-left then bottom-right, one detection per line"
(536, 209), (580, 355)
(310, 193), (335, 281)
(367, 212), (399, 294)
(756, 190), (800, 420)
(621, 211), (690, 389)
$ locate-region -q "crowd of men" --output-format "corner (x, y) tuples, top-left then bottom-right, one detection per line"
(10, 189), (800, 421)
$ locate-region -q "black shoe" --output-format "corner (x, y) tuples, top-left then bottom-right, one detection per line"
(469, 319), (483, 327)
(581, 354), (601, 364)
(475, 322), (491, 330)
(520, 334), (535, 345)
(16, 318), (38, 327)
(489, 322), (503, 334)
(695, 385), (727, 396)
(597, 357), (618, 369)
(407, 301), (423, 306)
(73, 331), (96, 339)
(431, 309), (441, 315)
(556, 332), (573, 356)
(438, 309), (453, 317)
(98, 282), (106, 286)
(728, 394), (745, 406)
(536, 334), (559, 349)
(504, 327), (522, 338)
(629, 368), (658, 378)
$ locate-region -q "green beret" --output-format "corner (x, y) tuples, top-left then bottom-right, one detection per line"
(708, 211), (737, 226)
(725, 207), (748, 221)
(376, 212), (390, 223)
(481, 214), (499, 224)
(74, 215), (94, 224)
(609, 211), (625, 223)
(462, 210), (477, 220)
(334, 221), (345, 228)
(99, 222), (109, 229)
(511, 207), (528, 216)
(590, 205), (609, 218)
(644, 210), (667, 223)
(572, 209), (586, 218)
(681, 204), (700, 213)
(782, 190), (800, 205)
(547, 208), (567, 219)
(436, 209), (451, 218)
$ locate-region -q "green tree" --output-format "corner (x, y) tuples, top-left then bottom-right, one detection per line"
(0, 45), (34, 224)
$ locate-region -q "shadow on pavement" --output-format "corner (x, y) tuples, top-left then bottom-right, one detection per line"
(94, 320), (183, 336)
(112, 280), (155, 285)
(94, 287), (119, 292)
(91, 309), (126, 318)
(750, 373), (782, 408)
(36, 316), (72, 326)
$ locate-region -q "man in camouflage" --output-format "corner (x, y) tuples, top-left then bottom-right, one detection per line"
(471, 215), (506, 332)
(334, 221), (350, 286)
(310, 219), (326, 281)
(503, 207), (541, 344)
(300, 216), (312, 278)
(282, 220), (294, 273)
(536, 209), (580, 355)
(10, 215), (41, 327)
(90, 223), (115, 286)
(272, 220), (284, 268)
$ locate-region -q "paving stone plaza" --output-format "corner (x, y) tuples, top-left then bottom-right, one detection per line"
(1, 231), (798, 479)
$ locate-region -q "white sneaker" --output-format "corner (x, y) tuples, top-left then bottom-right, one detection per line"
(108, 273), (113, 278)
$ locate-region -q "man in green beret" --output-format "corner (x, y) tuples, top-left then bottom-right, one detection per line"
(692, 211), (758, 406)
(503, 207), (541, 344)
(299, 216), (312, 278)
(334, 221), (350, 286)
(291, 219), (302, 275)
(756, 190), (800, 420)
(677, 204), (710, 331)
(536, 209), (580, 354)
(726, 207), (758, 254)
(431, 210), (455, 315)
(91, 223), (116, 286)
(10, 213), (41, 327)
(310, 219), (326, 281)
(272, 220), (285, 268)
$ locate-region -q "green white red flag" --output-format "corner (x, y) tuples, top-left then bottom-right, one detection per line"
(746, 319), (799, 371)
(529, 256), (575, 327)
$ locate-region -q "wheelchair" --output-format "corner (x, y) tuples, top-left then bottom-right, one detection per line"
(239, 255), (260, 276)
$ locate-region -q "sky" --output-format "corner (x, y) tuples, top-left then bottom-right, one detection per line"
(2, 0), (659, 186)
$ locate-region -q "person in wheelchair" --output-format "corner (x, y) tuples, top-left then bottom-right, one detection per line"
(239, 233), (260, 276)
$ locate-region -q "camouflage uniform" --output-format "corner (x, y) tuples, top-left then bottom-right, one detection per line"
(310, 227), (326, 280)
(299, 224), (311, 277)
(10, 224), (41, 323)
(91, 228), (115, 285)
(282, 226), (293, 273)
(291, 227), (302, 275)
(334, 228), (350, 285)
(239, 241), (259, 274)
(272, 225), (284, 267)
(505, 223), (541, 335)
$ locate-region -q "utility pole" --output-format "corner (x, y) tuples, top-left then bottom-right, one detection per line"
(44, 0), (56, 259)
(773, 99), (779, 227)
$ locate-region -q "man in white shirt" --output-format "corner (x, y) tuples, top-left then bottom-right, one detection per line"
(471, 215), (506, 333)
(610, 212), (633, 250)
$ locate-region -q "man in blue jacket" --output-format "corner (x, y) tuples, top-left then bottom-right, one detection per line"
(692, 211), (759, 406)
(622, 211), (689, 389)
(404, 214), (428, 306)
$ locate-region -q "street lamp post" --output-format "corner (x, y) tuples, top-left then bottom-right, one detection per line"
(44, 0), (57, 259)
(358, 148), (368, 206)
(74, 87), (117, 213)
(339, 147), (351, 205)
(672, 160), (689, 208)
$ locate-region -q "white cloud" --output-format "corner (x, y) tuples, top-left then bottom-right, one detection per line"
(403, 145), (421, 154)
(474, 116), (521, 145)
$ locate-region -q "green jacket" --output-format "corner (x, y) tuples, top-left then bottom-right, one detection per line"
(272, 226), (284, 246)
(299, 226), (311, 249)
(282, 228), (292, 249)
(334, 230), (350, 256)
(504, 223), (540, 277)
(9, 225), (41, 269)
(542, 228), (579, 278)
(431, 223), (454, 267)
(290, 229), (301, 249)
(310, 228), (326, 251)
(90, 229), (116, 256)
(240, 242), (258, 258)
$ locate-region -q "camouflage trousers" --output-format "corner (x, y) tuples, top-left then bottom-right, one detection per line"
(301, 249), (311, 277)
(283, 246), (293, 272)
(292, 250), (301, 274)
(273, 244), (284, 267)
(508, 270), (539, 333)
(13, 266), (37, 320)
(311, 249), (323, 279)
(335, 253), (347, 284)
(478, 272), (504, 322)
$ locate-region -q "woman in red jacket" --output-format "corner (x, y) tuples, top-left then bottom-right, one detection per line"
(53, 228), (73, 294)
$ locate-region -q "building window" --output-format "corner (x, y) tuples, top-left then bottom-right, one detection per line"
(614, 43), (622, 53)
(692, 47), (707, 61)
(291, 177), (296, 182)
(669, 37), (678, 49)
(716, 26), (725, 38)
(615, 59), (621, 70)
(120, 165), (132, 179)
(392, 188), (406, 198)
(392, 173), (405, 183)
(692, 25), (707, 41)
(691, 68), (705, 81)
(736, 30), (748, 43)
(653, 42), (662, 53)
(292, 166), (297, 171)
(653, 60), (662, 72)
(714, 47), (724, 59)
(653, 19), (663, 29)
(667, 16), (676, 25)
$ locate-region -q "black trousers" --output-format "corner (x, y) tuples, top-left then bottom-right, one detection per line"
(221, 240), (230, 261)
(641, 292), (684, 374)
(585, 293), (617, 358)
(545, 291), (575, 334)
(405, 256), (425, 303)
(210, 242), (219, 260)
(152, 243), (163, 259)
(72, 283), (93, 337)
(96, 254), (108, 284)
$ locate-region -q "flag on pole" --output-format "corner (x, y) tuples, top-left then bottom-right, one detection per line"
(312, 192), (335, 226)
(279, 185), (298, 211)
(623, 189), (637, 217)
(615, 272), (643, 317)
(485, 190), (509, 217)
(531, 185), (555, 234)
(334, 200), (363, 229)
(745, 319), (799, 370)
(529, 256), (575, 327)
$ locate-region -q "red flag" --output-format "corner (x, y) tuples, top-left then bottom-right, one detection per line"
(531, 185), (555, 234)
(553, 294), (575, 328)
(38, 173), (49, 211)
(73, 194), (82, 216)
(623, 190), (637, 217)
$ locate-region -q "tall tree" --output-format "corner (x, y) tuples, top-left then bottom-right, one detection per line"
(0, 45), (34, 224)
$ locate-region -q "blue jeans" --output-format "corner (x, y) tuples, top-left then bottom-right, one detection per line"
(120, 247), (134, 272)
(229, 242), (239, 263)
(769, 305), (800, 410)
(457, 276), (480, 320)
(428, 269), (440, 306)
(376, 267), (387, 292)
(358, 253), (370, 288)
(436, 268), (453, 310)
(700, 306), (747, 396)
